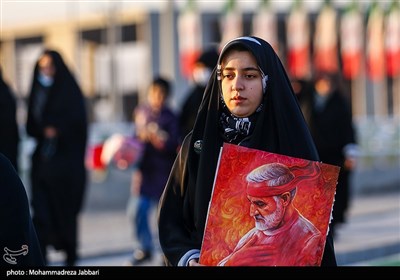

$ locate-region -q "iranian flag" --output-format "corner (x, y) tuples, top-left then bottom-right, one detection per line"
(178, 1), (202, 78)
(286, 0), (311, 79)
(313, 0), (339, 73)
(220, 0), (243, 49)
(252, 0), (279, 52)
(366, 2), (386, 81)
(385, 1), (400, 78)
(340, 3), (363, 80)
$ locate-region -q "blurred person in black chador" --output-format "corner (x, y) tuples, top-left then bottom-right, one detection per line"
(294, 71), (358, 238)
(0, 66), (20, 172)
(158, 36), (337, 266)
(0, 153), (45, 267)
(26, 49), (88, 266)
(179, 46), (219, 138)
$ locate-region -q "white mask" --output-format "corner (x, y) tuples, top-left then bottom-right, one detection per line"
(38, 72), (54, 87)
(192, 67), (211, 87)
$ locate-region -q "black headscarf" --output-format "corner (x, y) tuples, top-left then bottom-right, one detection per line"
(26, 49), (87, 157)
(190, 36), (319, 224)
(159, 36), (336, 266)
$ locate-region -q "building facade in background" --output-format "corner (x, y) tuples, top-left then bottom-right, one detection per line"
(1, 0), (399, 180)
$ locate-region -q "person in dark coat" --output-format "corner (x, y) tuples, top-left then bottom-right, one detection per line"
(25, 49), (88, 266)
(0, 67), (20, 172)
(0, 153), (44, 266)
(158, 36), (337, 266)
(179, 47), (219, 138)
(128, 77), (180, 265)
(296, 71), (357, 238)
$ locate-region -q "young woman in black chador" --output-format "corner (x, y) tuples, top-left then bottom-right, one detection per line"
(26, 49), (88, 266)
(158, 36), (337, 266)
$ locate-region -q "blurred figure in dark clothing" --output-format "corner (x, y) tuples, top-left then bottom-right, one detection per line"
(179, 47), (219, 138)
(128, 77), (180, 265)
(0, 153), (44, 267)
(290, 77), (313, 119)
(26, 49), (88, 266)
(0, 67), (20, 172)
(294, 71), (358, 238)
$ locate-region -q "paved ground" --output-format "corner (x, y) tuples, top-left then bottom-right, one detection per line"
(334, 191), (400, 266)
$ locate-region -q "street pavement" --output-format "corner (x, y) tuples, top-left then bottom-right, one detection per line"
(45, 168), (400, 267)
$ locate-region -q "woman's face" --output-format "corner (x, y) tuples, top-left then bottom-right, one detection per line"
(38, 54), (55, 77)
(220, 50), (263, 117)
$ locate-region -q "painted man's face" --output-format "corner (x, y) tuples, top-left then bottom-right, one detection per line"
(247, 195), (285, 231)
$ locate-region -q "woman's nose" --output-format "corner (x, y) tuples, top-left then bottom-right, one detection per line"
(232, 76), (244, 92)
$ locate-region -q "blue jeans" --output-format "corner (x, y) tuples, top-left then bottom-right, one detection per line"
(134, 195), (157, 253)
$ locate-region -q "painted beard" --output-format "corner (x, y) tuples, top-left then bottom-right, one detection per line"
(254, 196), (285, 231)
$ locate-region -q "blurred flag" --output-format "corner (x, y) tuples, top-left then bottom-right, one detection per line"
(340, 2), (363, 80)
(86, 143), (105, 171)
(252, 0), (279, 52)
(286, 0), (311, 79)
(313, 0), (339, 73)
(385, 0), (400, 78)
(178, 0), (202, 78)
(366, 2), (386, 81)
(220, 0), (243, 49)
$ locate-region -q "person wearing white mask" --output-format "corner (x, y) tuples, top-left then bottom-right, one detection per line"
(26, 49), (88, 266)
(179, 47), (219, 138)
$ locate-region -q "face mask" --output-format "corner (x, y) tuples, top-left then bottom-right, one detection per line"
(192, 67), (211, 87)
(38, 72), (54, 87)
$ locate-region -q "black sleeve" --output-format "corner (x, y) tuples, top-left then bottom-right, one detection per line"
(0, 153), (45, 266)
(158, 134), (198, 266)
(320, 229), (337, 266)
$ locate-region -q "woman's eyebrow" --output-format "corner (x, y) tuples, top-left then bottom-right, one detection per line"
(222, 66), (260, 72)
(243, 67), (261, 72)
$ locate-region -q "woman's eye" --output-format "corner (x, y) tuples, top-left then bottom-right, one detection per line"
(245, 72), (259, 79)
(223, 73), (234, 79)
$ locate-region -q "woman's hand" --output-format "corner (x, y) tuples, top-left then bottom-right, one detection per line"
(188, 259), (203, 266)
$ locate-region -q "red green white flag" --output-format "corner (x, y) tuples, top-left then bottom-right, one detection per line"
(313, 0), (339, 73)
(220, 0), (243, 50)
(340, 2), (363, 80)
(286, 0), (311, 79)
(178, 0), (202, 78)
(252, 0), (279, 53)
(385, 1), (400, 78)
(366, 2), (386, 81)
